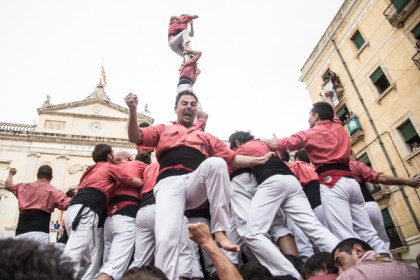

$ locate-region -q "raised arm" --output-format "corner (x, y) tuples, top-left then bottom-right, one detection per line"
(231, 152), (274, 168)
(189, 20), (194, 37)
(124, 93), (143, 145)
(188, 223), (243, 280)
(5, 168), (17, 192)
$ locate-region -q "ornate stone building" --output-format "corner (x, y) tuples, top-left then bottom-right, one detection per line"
(0, 82), (153, 240)
(299, 0), (420, 264)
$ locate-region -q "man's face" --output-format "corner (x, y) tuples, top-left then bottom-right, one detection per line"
(308, 109), (318, 128)
(333, 249), (359, 275)
(175, 94), (197, 128)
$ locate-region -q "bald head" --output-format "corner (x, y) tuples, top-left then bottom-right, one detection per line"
(115, 151), (133, 162)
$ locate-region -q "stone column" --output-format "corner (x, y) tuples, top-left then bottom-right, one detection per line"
(55, 154), (70, 191)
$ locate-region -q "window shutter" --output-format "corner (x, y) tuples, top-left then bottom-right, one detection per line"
(399, 121), (418, 142)
(352, 31), (365, 49)
(370, 67), (384, 83)
(412, 23), (420, 39)
(382, 208), (394, 228)
(357, 153), (371, 166)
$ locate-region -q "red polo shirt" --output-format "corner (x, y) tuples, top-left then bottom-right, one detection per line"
(349, 160), (381, 184)
(179, 56), (198, 85)
(289, 161), (319, 187)
(168, 15), (192, 40)
(139, 122), (236, 165)
(275, 115), (351, 170)
(78, 162), (133, 201)
(111, 161), (148, 199)
(12, 179), (70, 212)
(140, 162), (160, 199)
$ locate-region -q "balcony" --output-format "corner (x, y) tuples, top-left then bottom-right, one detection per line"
(344, 117), (365, 144)
(412, 50), (420, 70)
(383, 0), (419, 28)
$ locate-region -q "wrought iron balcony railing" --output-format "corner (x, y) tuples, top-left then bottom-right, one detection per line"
(383, 0), (418, 27)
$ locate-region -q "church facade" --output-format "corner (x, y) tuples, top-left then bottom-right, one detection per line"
(0, 82), (153, 240)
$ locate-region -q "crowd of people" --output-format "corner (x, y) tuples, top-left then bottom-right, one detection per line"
(2, 13), (420, 280)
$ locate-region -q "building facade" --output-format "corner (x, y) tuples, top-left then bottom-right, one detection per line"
(0, 82), (153, 240)
(299, 0), (420, 264)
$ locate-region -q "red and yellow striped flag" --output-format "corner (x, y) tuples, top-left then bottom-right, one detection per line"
(101, 65), (107, 87)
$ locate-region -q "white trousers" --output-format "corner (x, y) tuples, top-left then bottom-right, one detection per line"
(226, 173), (292, 265)
(286, 214), (314, 261)
(366, 201), (391, 254)
(320, 177), (387, 254)
(177, 83), (193, 94)
(100, 214), (136, 280)
(168, 30), (190, 62)
(81, 227), (103, 280)
(64, 204), (99, 279)
(154, 157), (231, 280)
(15, 231), (50, 246)
(245, 175), (339, 279)
(130, 204), (194, 279)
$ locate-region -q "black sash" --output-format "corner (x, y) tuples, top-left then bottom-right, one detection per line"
(253, 156), (295, 185)
(359, 182), (375, 202)
(69, 187), (107, 231)
(303, 180), (322, 209)
(16, 210), (51, 236)
(178, 76), (193, 86)
(316, 163), (351, 175)
(139, 191), (156, 209)
(157, 146), (205, 183)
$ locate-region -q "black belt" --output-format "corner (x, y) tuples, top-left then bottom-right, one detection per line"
(139, 191), (156, 209)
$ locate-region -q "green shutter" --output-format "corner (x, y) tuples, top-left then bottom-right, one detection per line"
(399, 121), (418, 142)
(336, 105), (348, 119)
(411, 23), (420, 39)
(352, 31), (365, 49)
(392, 0), (410, 13)
(322, 69), (331, 81)
(370, 67), (384, 83)
(357, 153), (371, 166)
(382, 208), (394, 228)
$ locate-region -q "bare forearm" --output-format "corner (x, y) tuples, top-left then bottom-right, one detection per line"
(5, 174), (13, 192)
(232, 154), (270, 168)
(201, 242), (242, 280)
(127, 110), (143, 144)
(128, 177), (143, 189)
(378, 174), (419, 187)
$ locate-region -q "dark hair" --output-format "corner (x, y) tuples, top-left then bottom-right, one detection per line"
(37, 165), (53, 180)
(65, 189), (76, 198)
(238, 263), (272, 280)
(175, 90), (198, 106)
(332, 238), (373, 259)
(135, 151), (151, 164)
(121, 265), (168, 280)
(280, 150), (290, 162)
(294, 149), (310, 163)
(303, 252), (337, 279)
(284, 254), (304, 276)
(228, 131), (254, 150)
(0, 239), (73, 280)
(92, 144), (112, 163)
(139, 122), (150, 128)
(312, 101), (334, 121)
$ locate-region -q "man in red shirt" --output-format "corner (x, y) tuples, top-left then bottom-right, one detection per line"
(264, 91), (386, 255)
(64, 144), (142, 279)
(5, 165), (71, 246)
(98, 151), (148, 280)
(125, 91), (272, 280)
(229, 132), (339, 279)
(177, 50), (201, 94)
(349, 150), (420, 256)
(168, 14), (198, 62)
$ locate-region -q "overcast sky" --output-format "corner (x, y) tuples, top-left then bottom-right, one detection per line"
(0, 0), (344, 140)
